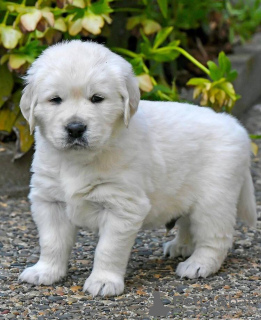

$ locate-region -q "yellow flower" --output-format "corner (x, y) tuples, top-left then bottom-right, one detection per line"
(136, 74), (153, 92)
(20, 9), (54, 32)
(188, 77), (240, 113)
(68, 12), (110, 36)
(0, 26), (22, 49)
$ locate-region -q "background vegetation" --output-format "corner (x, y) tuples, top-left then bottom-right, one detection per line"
(0, 0), (261, 158)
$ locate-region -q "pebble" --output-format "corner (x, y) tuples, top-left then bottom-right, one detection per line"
(176, 285), (187, 293)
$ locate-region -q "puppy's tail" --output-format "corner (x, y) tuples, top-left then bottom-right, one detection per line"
(237, 170), (257, 227)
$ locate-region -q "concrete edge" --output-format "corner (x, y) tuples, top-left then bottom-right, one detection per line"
(0, 143), (32, 198)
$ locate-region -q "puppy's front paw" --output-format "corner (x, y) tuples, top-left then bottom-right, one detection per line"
(176, 259), (210, 279)
(19, 262), (66, 285)
(83, 271), (124, 297)
(176, 247), (223, 279)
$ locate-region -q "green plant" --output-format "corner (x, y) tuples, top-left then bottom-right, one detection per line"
(225, 0), (261, 43)
(0, 0), (260, 159)
(187, 51), (240, 113)
(115, 29), (240, 111)
(125, 0), (224, 42)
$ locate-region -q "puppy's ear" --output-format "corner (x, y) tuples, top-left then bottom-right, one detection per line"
(20, 83), (37, 134)
(122, 68), (140, 127)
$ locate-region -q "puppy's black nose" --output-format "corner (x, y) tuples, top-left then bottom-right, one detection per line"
(66, 122), (86, 138)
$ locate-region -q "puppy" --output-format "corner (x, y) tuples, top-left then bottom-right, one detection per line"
(19, 41), (257, 296)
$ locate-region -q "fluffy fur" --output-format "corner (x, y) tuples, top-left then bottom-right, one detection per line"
(19, 41), (257, 296)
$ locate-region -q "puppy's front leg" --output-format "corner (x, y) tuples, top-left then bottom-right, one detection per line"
(84, 215), (140, 297)
(19, 200), (77, 285)
(84, 197), (150, 297)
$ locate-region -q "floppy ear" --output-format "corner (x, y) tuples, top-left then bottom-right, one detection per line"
(122, 69), (140, 127)
(20, 83), (37, 134)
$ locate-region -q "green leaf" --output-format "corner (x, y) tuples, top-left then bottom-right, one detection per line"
(168, 40), (180, 47)
(5, 1), (25, 13)
(0, 90), (21, 133)
(140, 42), (152, 57)
(250, 134), (261, 139)
(69, 8), (85, 21)
(91, 0), (113, 15)
(13, 113), (34, 159)
(152, 49), (179, 62)
(11, 41), (46, 60)
(187, 77), (211, 86)
(157, 0), (168, 18)
(207, 61), (223, 81)
(210, 77), (226, 87)
(227, 70), (238, 82)
(153, 27), (173, 49)
(0, 54), (9, 65)
(151, 84), (173, 93)
(130, 57), (146, 75)
(0, 64), (14, 108)
(147, 45), (180, 62)
(218, 51), (231, 75)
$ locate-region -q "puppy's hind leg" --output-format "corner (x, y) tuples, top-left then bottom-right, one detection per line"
(163, 216), (195, 258)
(176, 200), (236, 279)
(19, 200), (77, 285)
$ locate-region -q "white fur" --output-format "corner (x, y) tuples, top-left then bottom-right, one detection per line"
(19, 41), (257, 296)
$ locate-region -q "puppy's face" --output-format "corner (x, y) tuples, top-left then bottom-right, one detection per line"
(20, 41), (140, 151)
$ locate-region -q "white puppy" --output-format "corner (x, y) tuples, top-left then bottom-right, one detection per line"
(19, 41), (257, 296)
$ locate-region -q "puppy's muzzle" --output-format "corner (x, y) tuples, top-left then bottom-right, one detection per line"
(66, 122), (87, 139)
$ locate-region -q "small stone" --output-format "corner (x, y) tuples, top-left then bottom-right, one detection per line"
(48, 296), (64, 302)
(224, 285), (230, 289)
(176, 285), (186, 294)
(1, 310), (10, 314)
(162, 298), (171, 305)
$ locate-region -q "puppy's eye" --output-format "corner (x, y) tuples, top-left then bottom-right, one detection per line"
(49, 96), (62, 104)
(91, 94), (104, 103)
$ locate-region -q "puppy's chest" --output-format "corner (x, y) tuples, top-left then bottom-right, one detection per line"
(66, 200), (102, 231)
(59, 165), (109, 230)
(60, 165), (105, 200)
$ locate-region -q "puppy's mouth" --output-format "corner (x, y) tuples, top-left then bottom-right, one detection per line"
(65, 137), (88, 150)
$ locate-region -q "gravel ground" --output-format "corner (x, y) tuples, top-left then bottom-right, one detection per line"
(0, 105), (261, 320)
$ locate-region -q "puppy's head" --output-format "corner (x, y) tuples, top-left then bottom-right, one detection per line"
(20, 41), (140, 151)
